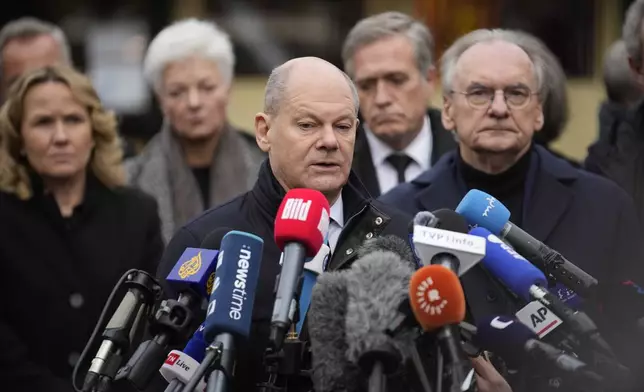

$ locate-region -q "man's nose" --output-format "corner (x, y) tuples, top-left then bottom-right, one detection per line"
(488, 90), (509, 117)
(317, 125), (340, 150)
(374, 80), (392, 107)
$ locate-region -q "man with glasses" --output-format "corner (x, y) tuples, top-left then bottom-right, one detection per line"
(381, 29), (644, 392)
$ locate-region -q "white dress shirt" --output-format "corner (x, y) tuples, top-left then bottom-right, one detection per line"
(364, 116), (433, 194)
(327, 195), (344, 254)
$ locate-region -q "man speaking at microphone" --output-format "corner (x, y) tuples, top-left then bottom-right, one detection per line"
(155, 57), (412, 391)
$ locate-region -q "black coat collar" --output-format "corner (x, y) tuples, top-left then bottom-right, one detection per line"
(410, 145), (579, 242)
(251, 159), (375, 223)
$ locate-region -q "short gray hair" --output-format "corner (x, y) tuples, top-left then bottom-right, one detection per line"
(441, 29), (547, 102)
(264, 62), (360, 116)
(342, 12), (434, 78)
(623, 0), (644, 70)
(0, 17), (72, 76)
(143, 18), (235, 93)
(603, 39), (642, 105)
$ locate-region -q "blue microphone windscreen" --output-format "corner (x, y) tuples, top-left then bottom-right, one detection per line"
(475, 315), (537, 365)
(183, 324), (207, 363)
(166, 248), (220, 298)
(469, 227), (547, 302)
(203, 230), (264, 343)
(456, 190), (510, 235)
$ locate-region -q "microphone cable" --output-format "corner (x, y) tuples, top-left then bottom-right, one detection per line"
(72, 269), (164, 392)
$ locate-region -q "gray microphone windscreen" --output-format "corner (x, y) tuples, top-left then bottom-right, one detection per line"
(356, 235), (415, 267)
(309, 271), (359, 392)
(345, 251), (416, 367)
(413, 211), (439, 227)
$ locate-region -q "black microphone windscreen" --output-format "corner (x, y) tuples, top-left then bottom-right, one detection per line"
(200, 228), (233, 250)
(356, 235), (415, 266)
(309, 271), (359, 392)
(432, 209), (469, 233)
(345, 250), (416, 369)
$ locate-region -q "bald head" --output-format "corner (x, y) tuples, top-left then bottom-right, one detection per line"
(264, 57), (360, 116)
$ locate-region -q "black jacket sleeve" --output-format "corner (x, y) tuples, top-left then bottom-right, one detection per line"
(0, 307), (73, 391)
(142, 196), (165, 276)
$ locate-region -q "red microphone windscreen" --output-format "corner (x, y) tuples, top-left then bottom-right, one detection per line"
(409, 265), (466, 331)
(275, 188), (330, 257)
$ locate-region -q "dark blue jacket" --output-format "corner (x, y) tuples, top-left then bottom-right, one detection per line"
(380, 145), (644, 391)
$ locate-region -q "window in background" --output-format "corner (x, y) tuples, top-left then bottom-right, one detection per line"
(209, 0), (364, 75)
(501, 0), (596, 77)
(416, 0), (597, 77)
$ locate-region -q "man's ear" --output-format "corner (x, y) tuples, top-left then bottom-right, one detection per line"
(255, 112), (271, 152)
(442, 96), (456, 131)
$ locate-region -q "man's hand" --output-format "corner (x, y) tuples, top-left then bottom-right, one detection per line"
(471, 355), (512, 392)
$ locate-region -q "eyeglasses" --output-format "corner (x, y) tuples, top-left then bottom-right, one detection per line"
(450, 86), (538, 110)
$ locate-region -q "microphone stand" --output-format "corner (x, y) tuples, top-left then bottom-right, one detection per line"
(112, 292), (199, 391)
(258, 331), (308, 392)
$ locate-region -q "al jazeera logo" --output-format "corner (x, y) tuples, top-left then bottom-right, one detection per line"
(178, 251), (202, 279)
(415, 276), (448, 315)
(205, 272), (217, 295)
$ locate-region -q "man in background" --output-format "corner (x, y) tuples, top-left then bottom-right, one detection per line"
(342, 12), (457, 197)
(0, 17), (71, 100)
(0, 17), (136, 158)
(597, 39), (642, 142)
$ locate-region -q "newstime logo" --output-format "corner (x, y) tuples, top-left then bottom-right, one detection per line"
(229, 245), (252, 320)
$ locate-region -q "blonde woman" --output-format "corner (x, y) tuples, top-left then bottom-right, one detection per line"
(0, 65), (163, 391)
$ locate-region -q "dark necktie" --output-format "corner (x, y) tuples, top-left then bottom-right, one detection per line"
(386, 153), (413, 184)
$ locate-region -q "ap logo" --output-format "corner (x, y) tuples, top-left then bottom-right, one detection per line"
(415, 276), (448, 315)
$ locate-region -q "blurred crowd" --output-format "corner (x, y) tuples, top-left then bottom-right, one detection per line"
(2, 1), (644, 391)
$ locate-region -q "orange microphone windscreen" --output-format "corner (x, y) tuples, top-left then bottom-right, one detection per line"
(409, 265), (466, 331)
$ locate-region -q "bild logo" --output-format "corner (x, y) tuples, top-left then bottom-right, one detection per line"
(281, 198), (312, 221)
(415, 276), (448, 315)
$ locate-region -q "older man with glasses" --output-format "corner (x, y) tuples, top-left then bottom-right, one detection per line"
(380, 28), (644, 392)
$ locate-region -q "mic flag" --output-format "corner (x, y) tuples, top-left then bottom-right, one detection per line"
(274, 188), (330, 257)
(408, 264), (467, 330)
(203, 230), (264, 343)
(456, 189), (510, 235)
(166, 248), (220, 299)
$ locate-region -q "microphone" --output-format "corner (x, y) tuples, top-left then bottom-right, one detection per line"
(412, 209), (486, 276)
(345, 250), (417, 392)
(456, 189), (598, 297)
(271, 189), (330, 350)
(357, 234), (416, 265)
(308, 271), (359, 392)
(192, 230), (263, 392)
(159, 324), (208, 392)
(83, 271), (158, 391)
(113, 229), (228, 391)
(409, 264), (472, 391)
(476, 315), (603, 382)
(469, 227), (616, 359)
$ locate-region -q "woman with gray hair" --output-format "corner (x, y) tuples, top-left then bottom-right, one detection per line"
(126, 18), (264, 243)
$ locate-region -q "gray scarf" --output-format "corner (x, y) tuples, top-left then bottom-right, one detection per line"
(125, 121), (262, 243)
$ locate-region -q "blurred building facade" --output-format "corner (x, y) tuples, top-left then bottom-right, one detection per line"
(2, 0), (634, 159)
